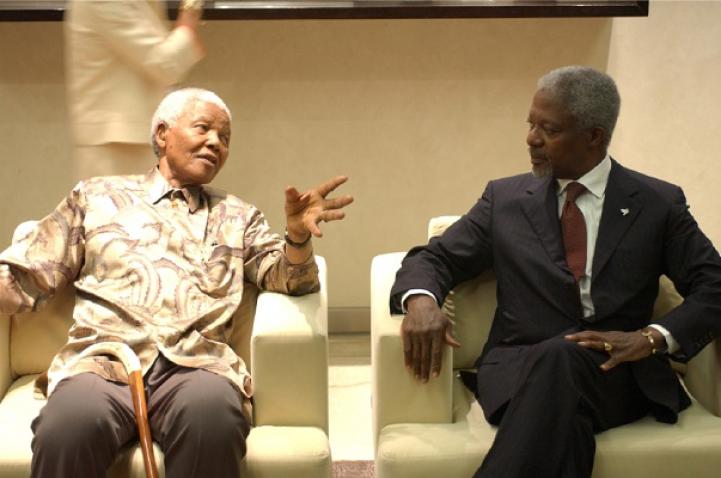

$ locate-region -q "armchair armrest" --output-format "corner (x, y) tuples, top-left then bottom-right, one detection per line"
(371, 253), (453, 448)
(251, 256), (329, 433)
(0, 221), (37, 399)
(653, 275), (721, 416)
(0, 313), (10, 400)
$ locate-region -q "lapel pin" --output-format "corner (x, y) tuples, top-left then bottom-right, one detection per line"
(620, 208), (630, 216)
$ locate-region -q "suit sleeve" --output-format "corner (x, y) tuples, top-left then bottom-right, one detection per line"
(655, 186), (721, 360)
(389, 181), (495, 314)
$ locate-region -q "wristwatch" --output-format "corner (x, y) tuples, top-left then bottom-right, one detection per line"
(284, 229), (311, 248)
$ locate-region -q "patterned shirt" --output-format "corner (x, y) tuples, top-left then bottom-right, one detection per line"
(0, 168), (320, 401)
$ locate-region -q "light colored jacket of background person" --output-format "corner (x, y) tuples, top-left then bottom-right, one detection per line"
(65, 0), (203, 146)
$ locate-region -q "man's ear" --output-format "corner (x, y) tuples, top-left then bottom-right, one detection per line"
(155, 122), (169, 153)
(587, 127), (606, 150)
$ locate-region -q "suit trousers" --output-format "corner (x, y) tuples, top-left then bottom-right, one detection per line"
(474, 336), (649, 478)
(30, 354), (250, 478)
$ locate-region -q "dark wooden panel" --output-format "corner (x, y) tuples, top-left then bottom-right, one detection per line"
(0, 1), (650, 22)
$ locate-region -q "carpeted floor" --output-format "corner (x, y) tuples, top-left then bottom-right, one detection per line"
(329, 335), (374, 477)
(333, 460), (375, 478)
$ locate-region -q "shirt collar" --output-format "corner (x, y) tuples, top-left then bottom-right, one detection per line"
(143, 167), (205, 213)
(556, 154), (611, 199)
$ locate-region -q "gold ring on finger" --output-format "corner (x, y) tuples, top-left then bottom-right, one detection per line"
(603, 342), (613, 352)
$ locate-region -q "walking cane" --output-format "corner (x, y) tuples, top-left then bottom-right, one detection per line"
(74, 343), (159, 478)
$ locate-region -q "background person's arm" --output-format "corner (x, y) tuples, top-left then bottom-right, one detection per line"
(78, 0), (205, 86)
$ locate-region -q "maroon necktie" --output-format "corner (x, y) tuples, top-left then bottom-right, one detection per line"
(561, 182), (587, 282)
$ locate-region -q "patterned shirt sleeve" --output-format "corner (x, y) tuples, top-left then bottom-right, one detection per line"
(242, 207), (320, 296)
(0, 184), (86, 314)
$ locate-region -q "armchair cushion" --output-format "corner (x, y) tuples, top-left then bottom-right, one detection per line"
(376, 379), (721, 478)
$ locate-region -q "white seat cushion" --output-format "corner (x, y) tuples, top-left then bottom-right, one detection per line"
(242, 426), (331, 477)
(376, 379), (721, 478)
(0, 376), (46, 478)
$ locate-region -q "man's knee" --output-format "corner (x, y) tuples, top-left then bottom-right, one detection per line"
(160, 370), (249, 456)
(33, 403), (107, 453)
(528, 336), (592, 365)
(521, 336), (600, 390)
(31, 374), (131, 474)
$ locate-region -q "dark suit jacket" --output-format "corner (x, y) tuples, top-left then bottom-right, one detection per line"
(390, 159), (721, 422)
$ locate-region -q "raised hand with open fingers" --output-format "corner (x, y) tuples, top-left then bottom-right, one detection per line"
(285, 175), (354, 244)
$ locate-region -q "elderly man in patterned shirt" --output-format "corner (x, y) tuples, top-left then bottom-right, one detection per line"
(0, 88), (353, 478)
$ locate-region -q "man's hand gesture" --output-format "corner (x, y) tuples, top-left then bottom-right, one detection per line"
(285, 176), (354, 243)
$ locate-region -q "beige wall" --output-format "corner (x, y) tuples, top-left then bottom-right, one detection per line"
(606, 0), (721, 247)
(1, 1), (718, 331)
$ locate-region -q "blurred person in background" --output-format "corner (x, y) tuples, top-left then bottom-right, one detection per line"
(65, 0), (206, 180)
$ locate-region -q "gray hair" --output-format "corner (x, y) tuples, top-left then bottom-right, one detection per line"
(150, 88), (232, 157)
(537, 66), (620, 150)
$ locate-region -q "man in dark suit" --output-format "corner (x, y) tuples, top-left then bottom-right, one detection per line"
(390, 66), (721, 477)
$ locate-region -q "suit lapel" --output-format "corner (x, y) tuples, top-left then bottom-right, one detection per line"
(520, 176), (569, 273)
(592, 160), (643, 282)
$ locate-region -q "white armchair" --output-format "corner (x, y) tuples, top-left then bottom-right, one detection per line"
(371, 216), (721, 478)
(0, 224), (331, 478)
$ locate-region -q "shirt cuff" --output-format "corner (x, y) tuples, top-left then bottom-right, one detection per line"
(648, 324), (680, 354)
(400, 289), (437, 313)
